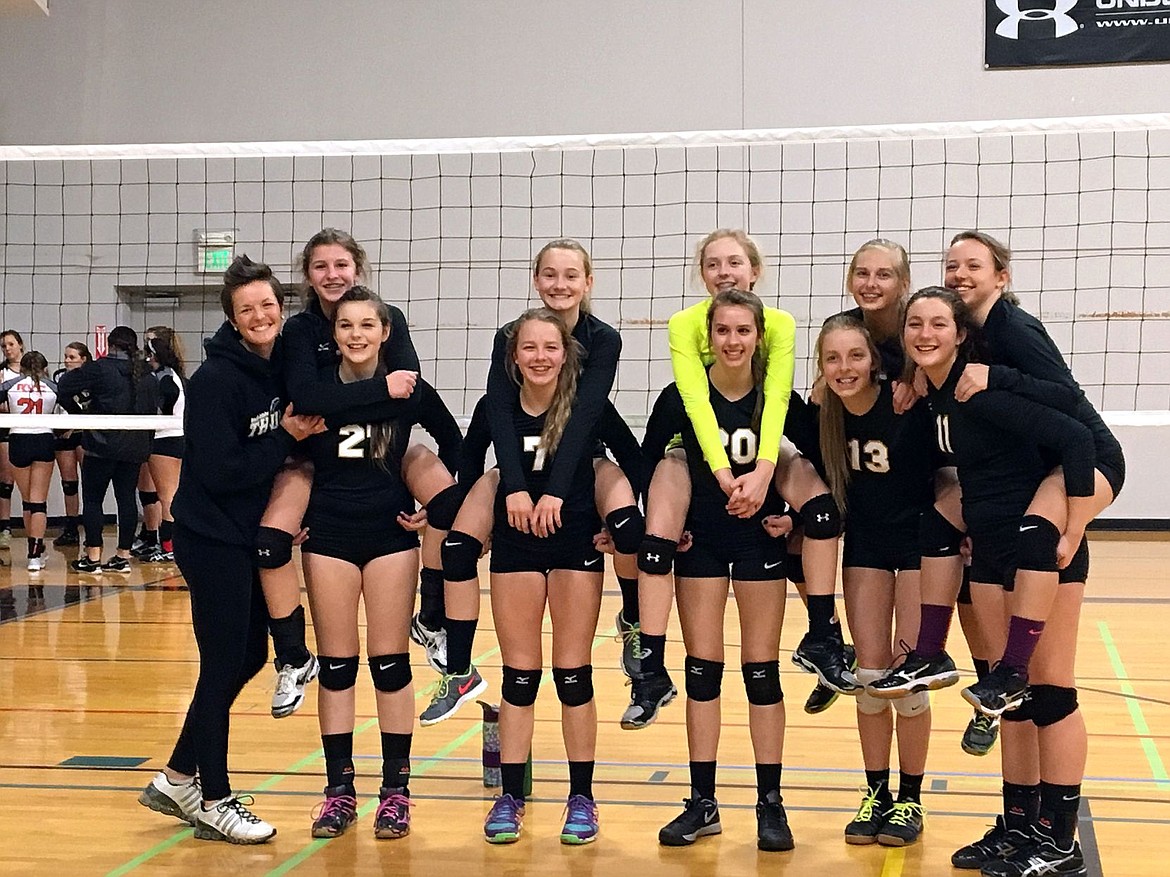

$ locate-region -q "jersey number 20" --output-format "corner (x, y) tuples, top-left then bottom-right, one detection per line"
(719, 427), (757, 465)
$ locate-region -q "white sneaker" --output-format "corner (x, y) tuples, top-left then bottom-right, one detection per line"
(28, 555), (46, 572)
(271, 653), (319, 718)
(0, 529), (10, 550)
(410, 612), (448, 674)
(194, 795), (276, 844)
(138, 771), (202, 825)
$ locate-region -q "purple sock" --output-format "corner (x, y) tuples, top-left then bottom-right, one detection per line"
(916, 604), (954, 658)
(1001, 616), (1045, 675)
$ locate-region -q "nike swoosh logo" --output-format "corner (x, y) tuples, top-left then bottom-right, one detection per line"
(584, 557), (600, 567)
(703, 810), (716, 824)
(379, 662), (396, 670)
(763, 560), (782, 570)
(457, 677), (478, 695)
(444, 541), (462, 547)
(899, 664), (930, 679)
(612, 517), (630, 529)
(1061, 794), (1078, 802)
(1019, 525), (1039, 532)
(328, 663), (346, 670)
(1028, 628), (1044, 636)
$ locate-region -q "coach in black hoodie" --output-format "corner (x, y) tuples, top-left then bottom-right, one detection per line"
(138, 256), (324, 845)
(57, 326), (159, 572)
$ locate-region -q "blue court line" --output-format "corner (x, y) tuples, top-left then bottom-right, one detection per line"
(1098, 620), (1170, 791)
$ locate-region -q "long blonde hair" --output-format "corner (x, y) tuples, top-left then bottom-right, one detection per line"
(533, 238), (594, 315)
(815, 314), (882, 514)
(706, 288), (768, 433)
(505, 308), (582, 460)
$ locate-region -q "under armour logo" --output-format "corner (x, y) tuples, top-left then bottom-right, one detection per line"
(645, 553), (660, 563)
(815, 513), (829, 523)
(257, 549), (271, 556)
(995, 0), (1077, 40)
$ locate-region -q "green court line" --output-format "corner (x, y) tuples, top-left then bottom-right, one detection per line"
(265, 627), (616, 874)
(1098, 621), (1170, 791)
(106, 643), (503, 876)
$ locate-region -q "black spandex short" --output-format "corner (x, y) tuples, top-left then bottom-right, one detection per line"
(53, 432), (82, 453)
(842, 523), (921, 573)
(674, 531), (786, 582)
(8, 433), (55, 468)
(968, 518), (1090, 589)
(300, 526), (419, 569)
(151, 436), (185, 459)
(489, 530), (604, 575)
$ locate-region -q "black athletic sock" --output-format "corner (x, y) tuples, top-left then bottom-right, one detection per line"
(755, 762), (782, 801)
(269, 604), (311, 669)
(322, 732), (356, 792)
(617, 576), (639, 625)
(640, 633), (667, 676)
(898, 772), (924, 803)
(865, 768), (892, 802)
(568, 760), (595, 799)
(501, 762), (527, 801)
(1039, 781), (1080, 846)
(806, 594), (836, 638)
(1004, 781), (1041, 833)
(445, 618), (477, 676)
(418, 567), (446, 630)
(973, 657), (991, 680)
(689, 760), (717, 800)
(381, 732), (412, 793)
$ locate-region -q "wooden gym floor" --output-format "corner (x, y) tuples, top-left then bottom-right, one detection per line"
(1, 531), (1168, 876)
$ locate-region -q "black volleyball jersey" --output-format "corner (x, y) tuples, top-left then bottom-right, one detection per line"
(491, 403), (599, 553)
(304, 375), (461, 534)
(926, 357), (1096, 532)
(840, 380), (935, 534)
(643, 377), (781, 546)
(838, 306), (905, 380)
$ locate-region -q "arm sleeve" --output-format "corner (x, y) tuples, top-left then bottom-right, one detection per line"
(283, 315), (394, 416)
(543, 323), (621, 499)
(157, 375), (180, 415)
(384, 306), (422, 373)
(756, 308), (797, 464)
(969, 391), (1097, 498)
(597, 401), (649, 499)
(458, 394), (493, 487)
(485, 326), (528, 495)
(641, 384), (684, 466)
(413, 379), (463, 475)
(987, 365), (1082, 414)
(186, 377), (297, 491)
(668, 306), (730, 472)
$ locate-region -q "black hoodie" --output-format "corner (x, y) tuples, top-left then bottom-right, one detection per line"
(56, 352), (159, 462)
(171, 321), (297, 546)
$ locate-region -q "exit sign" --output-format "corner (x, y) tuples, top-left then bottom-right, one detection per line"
(200, 246), (234, 273)
(195, 229), (236, 274)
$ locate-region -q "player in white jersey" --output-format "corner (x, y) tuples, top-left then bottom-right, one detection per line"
(0, 351), (59, 570)
(0, 328), (25, 551)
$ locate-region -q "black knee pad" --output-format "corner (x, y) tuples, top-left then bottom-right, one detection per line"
(605, 505), (645, 556)
(800, 494), (841, 540)
(1028, 684), (1078, 727)
(138, 490), (160, 508)
(0, 482), (12, 499)
(61, 479), (79, 497)
(255, 526), (294, 569)
(638, 534), (677, 575)
(552, 664), (594, 707)
(368, 653), (412, 692)
(684, 655), (724, 702)
(442, 530), (483, 581)
(426, 484), (464, 532)
(318, 655), (360, 691)
(920, 506), (964, 557)
(1015, 515), (1060, 573)
(741, 660), (783, 705)
(501, 665), (542, 707)
(24, 501), (48, 515)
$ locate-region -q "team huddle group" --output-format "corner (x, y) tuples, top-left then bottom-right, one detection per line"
(45, 224), (1114, 876)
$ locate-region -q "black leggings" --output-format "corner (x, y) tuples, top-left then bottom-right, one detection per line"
(81, 455), (139, 550)
(167, 524), (270, 801)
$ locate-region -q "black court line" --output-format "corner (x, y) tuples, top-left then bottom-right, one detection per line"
(1080, 796), (1104, 877)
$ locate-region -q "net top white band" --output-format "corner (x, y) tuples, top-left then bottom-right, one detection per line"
(0, 415), (182, 430)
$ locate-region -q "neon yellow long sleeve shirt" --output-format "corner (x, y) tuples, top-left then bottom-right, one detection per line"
(667, 298), (797, 472)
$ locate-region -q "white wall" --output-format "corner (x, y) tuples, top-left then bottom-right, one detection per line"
(1, 1), (1167, 146)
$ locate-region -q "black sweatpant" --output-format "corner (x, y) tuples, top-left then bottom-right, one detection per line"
(167, 523), (270, 801)
(81, 455), (139, 550)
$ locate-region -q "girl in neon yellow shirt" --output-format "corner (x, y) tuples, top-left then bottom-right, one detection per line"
(623, 229), (859, 731)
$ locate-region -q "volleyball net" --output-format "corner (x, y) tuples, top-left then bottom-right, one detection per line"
(2, 113), (1168, 428)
